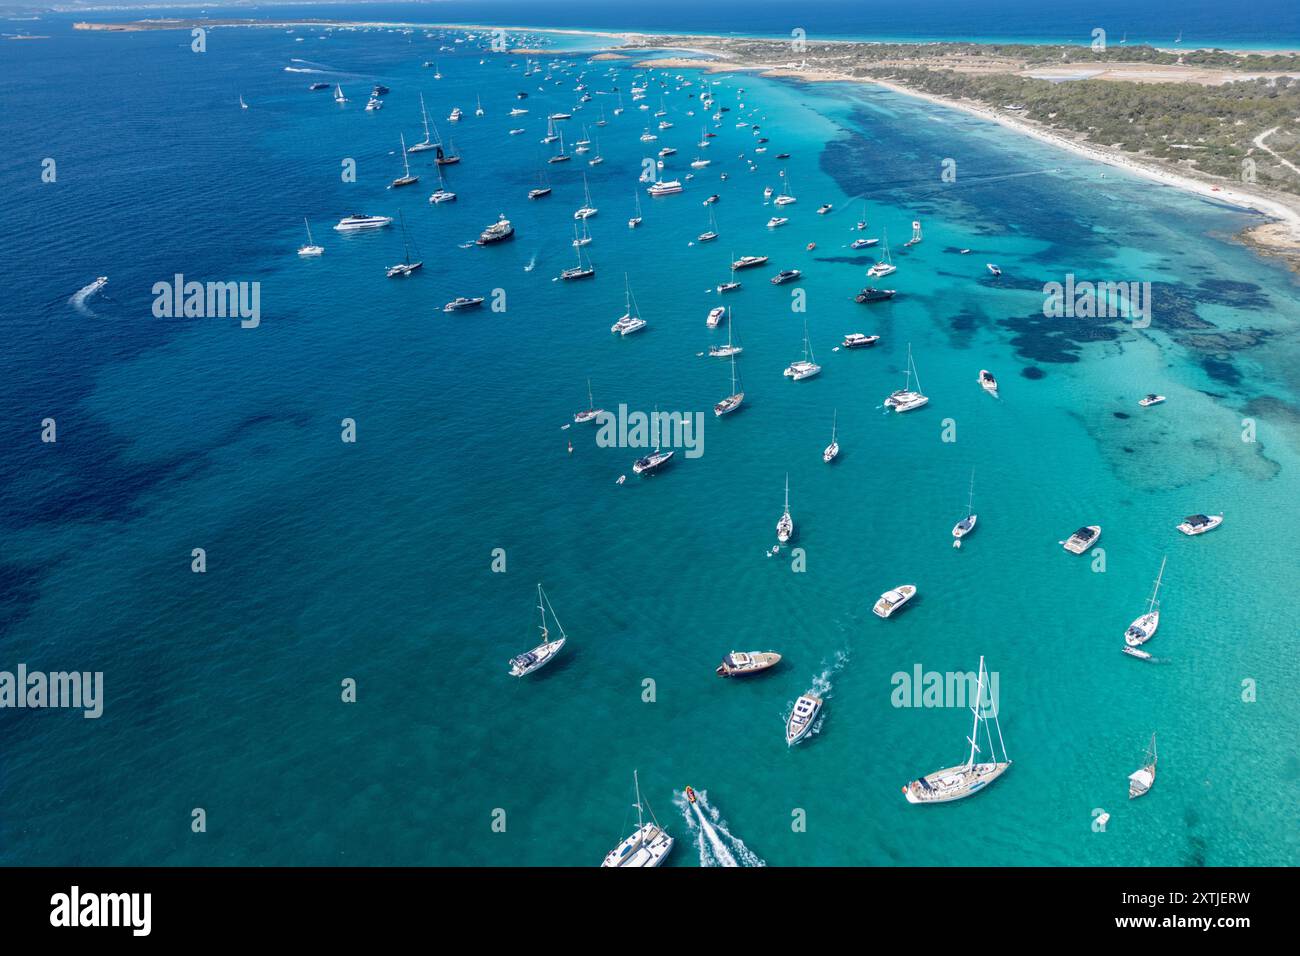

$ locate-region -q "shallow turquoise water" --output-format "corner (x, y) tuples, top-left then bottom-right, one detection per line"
(1, 20), (1298, 867)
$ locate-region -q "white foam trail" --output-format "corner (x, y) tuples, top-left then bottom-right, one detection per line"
(675, 789), (764, 867)
(69, 277), (106, 316)
(524, 253), (537, 272)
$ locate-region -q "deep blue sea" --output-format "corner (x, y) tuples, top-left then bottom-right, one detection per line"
(1, 7), (1298, 866)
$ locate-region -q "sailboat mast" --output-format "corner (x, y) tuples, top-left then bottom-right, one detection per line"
(1149, 556), (1167, 612)
(420, 92), (431, 140)
(966, 656), (986, 768)
(967, 468), (975, 514)
(633, 770), (645, 831)
(784, 473), (790, 512)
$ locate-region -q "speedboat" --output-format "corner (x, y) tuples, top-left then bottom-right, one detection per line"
(1062, 525), (1101, 554)
(767, 217), (789, 228)
(633, 448), (674, 475)
(786, 695), (822, 746)
(1138, 394), (1166, 407)
(855, 287), (895, 303)
(763, 186), (774, 199)
(850, 237), (879, 249)
(986, 263), (1002, 276)
(770, 269), (801, 285)
(716, 651), (781, 678)
(1176, 513), (1222, 535)
(476, 215), (514, 245)
(817, 203), (832, 214)
(333, 214), (392, 232)
(731, 255), (768, 270)
(717, 280), (741, 293)
(873, 585), (916, 619)
(978, 369), (999, 397)
(527, 187), (552, 200)
(706, 307), (725, 328)
(842, 333), (879, 349)
(703, 194), (720, 205)
(443, 296), (485, 312)
(684, 786), (697, 804)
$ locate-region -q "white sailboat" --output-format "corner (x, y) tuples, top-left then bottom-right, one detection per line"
(903, 656), (1011, 803)
(610, 274), (646, 335)
(508, 584), (568, 677)
(714, 355), (744, 417)
(1128, 733), (1158, 798)
(391, 133), (419, 188)
(709, 309), (742, 357)
(951, 468), (977, 547)
(428, 166), (456, 204)
(776, 473), (794, 543)
(385, 211), (423, 278)
(575, 173), (598, 219)
(903, 219), (922, 247)
(334, 83), (347, 104)
(822, 410), (839, 463)
(774, 167), (796, 206)
(628, 191), (643, 228)
(297, 218), (324, 257)
(784, 320), (821, 380)
(600, 770), (674, 867)
(883, 343), (928, 411)
(868, 229), (896, 277)
(408, 93), (438, 152)
(1124, 556), (1166, 648)
(475, 93), (485, 117)
(574, 379), (605, 424)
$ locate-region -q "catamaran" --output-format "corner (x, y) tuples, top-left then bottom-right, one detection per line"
(575, 173), (598, 219)
(508, 583), (568, 677)
(714, 355), (744, 417)
(429, 167), (456, 204)
(408, 94), (439, 152)
(868, 229), (897, 278)
(952, 468), (977, 547)
(574, 379), (605, 424)
(1128, 734), (1158, 798)
(903, 220), (923, 246)
(610, 274), (646, 335)
(883, 343), (928, 411)
(903, 656), (1011, 803)
(774, 168), (796, 205)
(297, 218), (324, 257)
(823, 410), (839, 463)
(1124, 557), (1166, 648)
(786, 694), (822, 746)
(776, 474), (794, 543)
(710, 309), (742, 357)
(784, 320), (821, 380)
(391, 134), (419, 188)
(600, 771), (674, 867)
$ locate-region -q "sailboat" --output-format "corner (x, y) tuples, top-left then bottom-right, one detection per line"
(714, 355), (744, 417)
(774, 168), (796, 206)
(334, 83), (347, 104)
(784, 320), (821, 380)
(528, 167), (552, 200)
(385, 211), (423, 278)
(508, 583), (567, 677)
(548, 129), (571, 164)
(1123, 557), (1166, 649)
(709, 309), (742, 357)
(600, 771), (674, 867)
(1128, 734), (1158, 798)
(883, 343), (928, 412)
(574, 379), (605, 424)
(952, 468), (977, 547)
(475, 94), (484, 117)
(408, 94), (439, 152)
(868, 229), (897, 277)
(717, 254), (740, 293)
(572, 218), (592, 248)
(575, 173), (598, 219)
(633, 404), (673, 474)
(428, 166), (456, 204)
(239, 93), (248, 110)
(822, 410), (839, 463)
(588, 135), (603, 166)
(903, 220), (922, 247)
(698, 204), (719, 242)
(776, 474), (794, 543)
(435, 135), (460, 166)
(541, 116), (560, 144)
(610, 274), (646, 334)
(903, 656), (1011, 803)
(627, 192), (643, 228)
(391, 134), (419, 188)
(297, 218), (324, 257)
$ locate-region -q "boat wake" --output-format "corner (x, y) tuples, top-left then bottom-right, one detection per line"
(524, 253), (537, 272)
(68, 277), (107, 316)
(674, 789), (765, 867)
(785, 649), (850, 739)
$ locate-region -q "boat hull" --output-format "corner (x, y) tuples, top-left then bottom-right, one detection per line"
(904, 761), (1011, 803)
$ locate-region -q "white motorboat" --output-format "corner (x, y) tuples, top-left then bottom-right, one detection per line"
(903, 656), (1011, 803)
(443, 296), (485, 313)
(978, 369), (999, 397)
(986, 263), (1002, 276)
(842, 333), (879, 349)
(1138, 393), (1166, 407)
(1176, 513), (1222, 535)
(334, 214), (392, 232)
(1062, 525), (1102, 554)
(716, 651), (781, 678)
(508, 584), (568, 677)
(872, 584), (916, 619)
(706, 306), (725, 329)
(786, 694), (822, 746)
(647, 179), (683, 197)
(767, 216), (789, 229)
